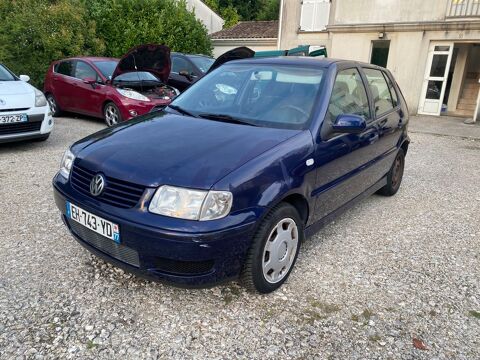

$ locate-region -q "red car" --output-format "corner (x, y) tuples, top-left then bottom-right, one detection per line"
(44, 45), (179, 126)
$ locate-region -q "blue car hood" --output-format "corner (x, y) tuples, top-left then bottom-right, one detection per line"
(72, 113), (301, 189)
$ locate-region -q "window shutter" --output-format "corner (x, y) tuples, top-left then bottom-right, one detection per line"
(300, 1), (316, 31)
(314, 0), (330, 31)
(300, 0), (330, 32)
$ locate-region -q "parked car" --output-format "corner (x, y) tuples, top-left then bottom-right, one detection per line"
(169, 47), (255, 92)
(44, 45), (179, 126)
(53, 57), (409, 293)
(0, 63), (53, 143)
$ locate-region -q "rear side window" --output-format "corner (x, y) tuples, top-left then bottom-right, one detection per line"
(56, 61), (74, 76)
(326, 68), (370, 124)
(74, 61), (98, 81)
(171, 56), (194, 75)
(363, 68), (395, 116)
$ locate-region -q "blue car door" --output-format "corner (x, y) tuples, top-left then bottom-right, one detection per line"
(311, 66), (383, 223)
(361, 67), (404, 174)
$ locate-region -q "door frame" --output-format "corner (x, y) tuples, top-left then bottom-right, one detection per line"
(418, 41), (455, 116)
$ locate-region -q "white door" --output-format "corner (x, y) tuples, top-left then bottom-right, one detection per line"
(418, 42), (454, 116)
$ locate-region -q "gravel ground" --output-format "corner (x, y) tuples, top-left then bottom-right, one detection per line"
(0, 116), (479, 359)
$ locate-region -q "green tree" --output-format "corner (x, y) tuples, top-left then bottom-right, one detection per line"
(257, 0), (280, 21)
(87, 0), (212, 57)
(0, 0), (104, 87)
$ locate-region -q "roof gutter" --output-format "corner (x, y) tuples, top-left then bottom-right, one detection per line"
(277, 0), (285, 50)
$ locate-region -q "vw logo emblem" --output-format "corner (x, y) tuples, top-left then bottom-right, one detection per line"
(0, 99), (5, 106)
(90, 174), (106, 197)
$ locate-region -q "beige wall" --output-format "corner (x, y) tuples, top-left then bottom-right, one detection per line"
(185, 0), (224, 34)
(333, 0), (448, 25)
(212, 40), (278, 58)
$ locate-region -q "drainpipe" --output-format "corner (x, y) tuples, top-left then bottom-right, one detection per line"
(474, 78), (480, 123)
(277, 0), (284, 50)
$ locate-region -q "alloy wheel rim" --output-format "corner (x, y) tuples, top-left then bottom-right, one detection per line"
(262, 218), (299, 284)
(47, 96), (56, 113)
(391, 156), (404, 188)
(105, 105), (119, 126)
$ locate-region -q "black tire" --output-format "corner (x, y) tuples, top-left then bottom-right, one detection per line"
(240, 202), (304, 294)
(103, 102), (122, 127)
(46, 94), (62, 117)
(377, 148), (405, 196)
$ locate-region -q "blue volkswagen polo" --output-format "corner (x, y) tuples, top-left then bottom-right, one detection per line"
(53, 57), (409, 293)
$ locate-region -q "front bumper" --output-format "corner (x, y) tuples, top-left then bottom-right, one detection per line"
(0, 105), (53, 143)
(53, 175), (259, 287)
(118, 98), (171, 121)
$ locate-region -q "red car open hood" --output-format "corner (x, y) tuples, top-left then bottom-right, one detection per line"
(111, 44), (171, 83)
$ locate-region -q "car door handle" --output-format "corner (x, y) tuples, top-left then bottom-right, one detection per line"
(366, 132), (379, 144)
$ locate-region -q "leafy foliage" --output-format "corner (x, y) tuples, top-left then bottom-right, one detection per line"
(87, 0), (212, 58)
(205, 0), (280, 28)
(0, 0), (212, 88)
(0, 0), (104, 87)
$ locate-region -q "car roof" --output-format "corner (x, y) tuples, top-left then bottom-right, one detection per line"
(171, 52), (213, 59)
(56, 56), (118, 62)
(225, 56), (384, 69)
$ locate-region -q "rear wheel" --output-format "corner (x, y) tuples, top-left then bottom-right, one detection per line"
(46, 94), (61, 117)
(240, 203), (303, 293)
(103, 102), (122, 127)
(377, 148), (405, 196)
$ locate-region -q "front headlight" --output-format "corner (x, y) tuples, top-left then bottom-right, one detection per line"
(59, 149), (75, 179)
(116, 88), (150, 102)
(34, 88), (47, 107)
(149, 185), (233, 221)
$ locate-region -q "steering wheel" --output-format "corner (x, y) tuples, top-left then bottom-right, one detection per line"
(277, 105), (309, 122)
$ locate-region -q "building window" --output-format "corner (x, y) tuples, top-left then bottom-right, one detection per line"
(299, 0), (331, 32)
(370, 41), (390, 68)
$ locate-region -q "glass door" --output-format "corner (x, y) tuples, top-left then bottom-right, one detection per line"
(418, 42), (454, 116)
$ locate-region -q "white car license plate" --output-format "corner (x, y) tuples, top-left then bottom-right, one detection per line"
(66, 201), (120, 243)
(0, 114), (28, 124)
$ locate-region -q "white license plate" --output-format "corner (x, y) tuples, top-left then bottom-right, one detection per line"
(0, 114), (28, 124)
(66, 201), (120, 243)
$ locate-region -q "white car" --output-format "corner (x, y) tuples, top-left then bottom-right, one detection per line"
(0, 63), (53, 143)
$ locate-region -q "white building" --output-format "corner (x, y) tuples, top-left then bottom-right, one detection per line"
(184, 0), (224, 34)
(278, 0), (480, 121)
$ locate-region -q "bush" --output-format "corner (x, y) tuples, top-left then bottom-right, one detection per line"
(0, 0), (105, 88)
(0, 0), (212, 88)
(87, 0), (212, 58)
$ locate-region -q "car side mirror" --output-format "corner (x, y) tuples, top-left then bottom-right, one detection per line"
(19, 75), (30, 82)
(332, 114), (366, 134)
(83, 77), (98, 88)
(179, 70), (193, 81)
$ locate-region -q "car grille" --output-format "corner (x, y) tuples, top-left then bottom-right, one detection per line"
(68, 219), (140, 268)
(0, 107), (30, 112)
(0, 121), (41, 135)
(70, 163), (146, 209)
(153, 257), (214, 275)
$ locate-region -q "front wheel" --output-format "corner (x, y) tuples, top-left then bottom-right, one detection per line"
(240, 203), (303, 294)
(377, 148), (405, 196)
(46, 94), (61, 117)
(103, 102), (122, 127)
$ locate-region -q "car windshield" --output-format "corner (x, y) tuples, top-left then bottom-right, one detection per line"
(113, 71), (160, 82)
(189, 56), (215, 73)
(170, 63), (324, 130)
(93, 60), (118, 79)
(0, 64), (16, 81)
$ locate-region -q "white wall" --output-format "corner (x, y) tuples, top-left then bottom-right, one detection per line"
(212, 40), (278, 58)
(185, 0), (224, 34)
(333, 0), (448, 24)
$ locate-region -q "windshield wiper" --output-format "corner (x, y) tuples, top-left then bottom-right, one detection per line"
(198, 113), (257, 127)
(167, 104), (196, 118)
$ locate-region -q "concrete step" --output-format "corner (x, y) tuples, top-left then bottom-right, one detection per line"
(450, 109), (474, 117)
(458, 98), (478, 106)
(457, 103), (476, 111)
